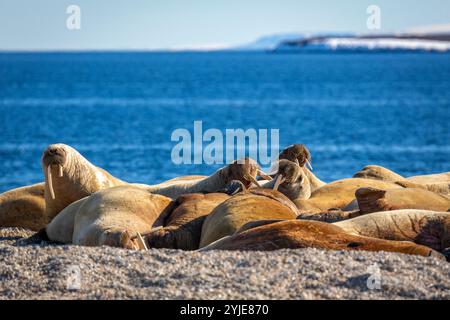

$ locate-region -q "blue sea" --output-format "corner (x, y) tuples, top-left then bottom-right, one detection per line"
(0, 52), (449, 192)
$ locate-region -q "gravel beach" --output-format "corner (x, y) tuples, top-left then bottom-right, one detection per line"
(0, 227), (448, 300)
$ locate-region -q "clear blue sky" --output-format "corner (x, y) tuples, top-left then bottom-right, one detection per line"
(1, 0), (449, 50)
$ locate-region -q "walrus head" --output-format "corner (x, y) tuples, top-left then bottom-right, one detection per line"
(42, 144), (72, 200)
(271, 160), (311, 201)
(219, 158), (271, 189)
(278, 144), (312, 170)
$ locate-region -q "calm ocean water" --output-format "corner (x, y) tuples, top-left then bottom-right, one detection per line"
(0, 52), (449, 192)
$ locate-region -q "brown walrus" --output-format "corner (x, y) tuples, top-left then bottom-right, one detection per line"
(293, 178), (404, 214)
(200, 220), (443, 259)
(46, 185), (173, 249)
(144, 192), (230, 250)
(334, 210), (450, 252)
(0, 183), (46, 231)
(0, 143), (126, 230)
(199, 188), (299, 248)
(356, 187), (450, 214)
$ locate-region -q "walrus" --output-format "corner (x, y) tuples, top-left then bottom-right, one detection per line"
(0, 183), (46, 231)
(140, 158), (271, 200)
(277, 144), (326, 192)
(42, 143), (126, 218)
(199, 188), (299, 248)
(353, 165), (406, 182)
(356, 187), (450, 214)
(353, 165), (450, 195)
(293, 178), (404, 214)
(262, 159), (312, 201)
(144, 193), (230, 250)
(46, 185), (173, 249)
(200, 220), (443, 259)
(334, 210), (450, 252)
(0, 143), (126, 230)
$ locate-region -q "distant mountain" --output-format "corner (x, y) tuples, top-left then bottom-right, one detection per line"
(234, 32), (354, 51)
(274, 33), (450, 53)
(234, 33), (305, 51)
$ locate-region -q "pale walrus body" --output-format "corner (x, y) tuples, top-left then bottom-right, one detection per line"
(0, 183), (46, 231)
(200, 220), (442, 259)
(356, 187), (450, 213)
(293, 178), (403, 214)
(334, 210), (450, 252)
(145, 193), (230, 250)
(46, 185), (173, 249)
(199, 189), (299, 248)
(353, 165), (450, 195)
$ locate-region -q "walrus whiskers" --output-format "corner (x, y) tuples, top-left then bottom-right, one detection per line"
(47, 165), (56, 200)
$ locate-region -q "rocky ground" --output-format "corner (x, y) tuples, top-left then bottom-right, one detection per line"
(0, 227), (448, 300)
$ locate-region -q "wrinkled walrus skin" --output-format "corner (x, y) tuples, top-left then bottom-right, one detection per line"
(356, 187), (450, 214)
(334, 210), (450, 252)
(199, 189), (299, 248)
(200, 220), (443, 259)
(145, 193), (230, 250)
(46, 186), (173, 249)
(0, 183), (46, 231)
(293, 178), (403, 214)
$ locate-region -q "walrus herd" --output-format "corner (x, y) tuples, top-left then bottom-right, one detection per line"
(0, 143), (449, 260)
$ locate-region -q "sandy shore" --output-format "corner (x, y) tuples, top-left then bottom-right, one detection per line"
(0, 227), (448, 300)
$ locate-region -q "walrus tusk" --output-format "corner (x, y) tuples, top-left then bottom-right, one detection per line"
(248, 175), (261, 188)
(58, 164), (63, 177)
(306, 159), (313, 171)
(273, 174), (286, 191)
(258, 170), (273, 181)
(135, 232), (148, 251)
(47, 165), (56, 200)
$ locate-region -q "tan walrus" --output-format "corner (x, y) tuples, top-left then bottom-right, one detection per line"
(0, 143), (126, 230)
(0, 183), (46, 231)
(353, 165), (450, 195)
(42, 144), (126, 218)
(200, 220), (443, 259)
(144, 193), (230, 250)
(334, 210), (450, 252)
(199, 188), (299, 248)
(262, 160), (311, 201)
(277, 144), (326, 192)
(355, 187), (450, 214)
(293, 178), (404, 215)
(46, 185), (173, 249)
(140, 158), (271, 199)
